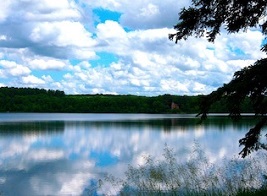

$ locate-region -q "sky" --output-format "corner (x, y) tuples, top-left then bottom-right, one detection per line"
(0, 0), (265, 95)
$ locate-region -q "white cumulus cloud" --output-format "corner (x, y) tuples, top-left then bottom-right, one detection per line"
(22, 75), (45, 85)
(0, 0), (265, 95)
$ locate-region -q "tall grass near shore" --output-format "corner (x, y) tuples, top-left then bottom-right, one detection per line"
(94, 144), (267, 195)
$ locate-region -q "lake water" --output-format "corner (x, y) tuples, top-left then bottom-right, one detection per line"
(0, 113), (266, 195)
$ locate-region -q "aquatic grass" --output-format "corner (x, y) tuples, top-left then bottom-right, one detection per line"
(93, 144), (267, 195)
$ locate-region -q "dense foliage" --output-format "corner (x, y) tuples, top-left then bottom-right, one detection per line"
(0, 87), (252, 114)
(170, 0), (267, 157)
(0, 87), (65, 112)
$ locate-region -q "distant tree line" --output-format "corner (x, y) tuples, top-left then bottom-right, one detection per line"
(0, 87), (253, 113)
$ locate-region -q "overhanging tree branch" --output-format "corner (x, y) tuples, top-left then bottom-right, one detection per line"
(171, 0), (267, 157)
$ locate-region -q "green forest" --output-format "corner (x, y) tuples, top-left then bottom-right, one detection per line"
(0, 87), (253, 113)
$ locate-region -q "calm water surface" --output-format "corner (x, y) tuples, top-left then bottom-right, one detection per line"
(0, 113), (265, 195)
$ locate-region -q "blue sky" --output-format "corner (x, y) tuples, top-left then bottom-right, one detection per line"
(0, 0), (265, 95)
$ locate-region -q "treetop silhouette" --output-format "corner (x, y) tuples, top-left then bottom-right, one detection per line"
(170, 0), (267, 157)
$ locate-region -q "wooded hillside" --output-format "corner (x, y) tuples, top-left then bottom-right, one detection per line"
(0, 87), (253, 113)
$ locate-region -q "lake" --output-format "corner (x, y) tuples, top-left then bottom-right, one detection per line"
(0, 113), (266, 195)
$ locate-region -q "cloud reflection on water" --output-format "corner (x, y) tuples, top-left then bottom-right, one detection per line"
(0, 114), (264, 195)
